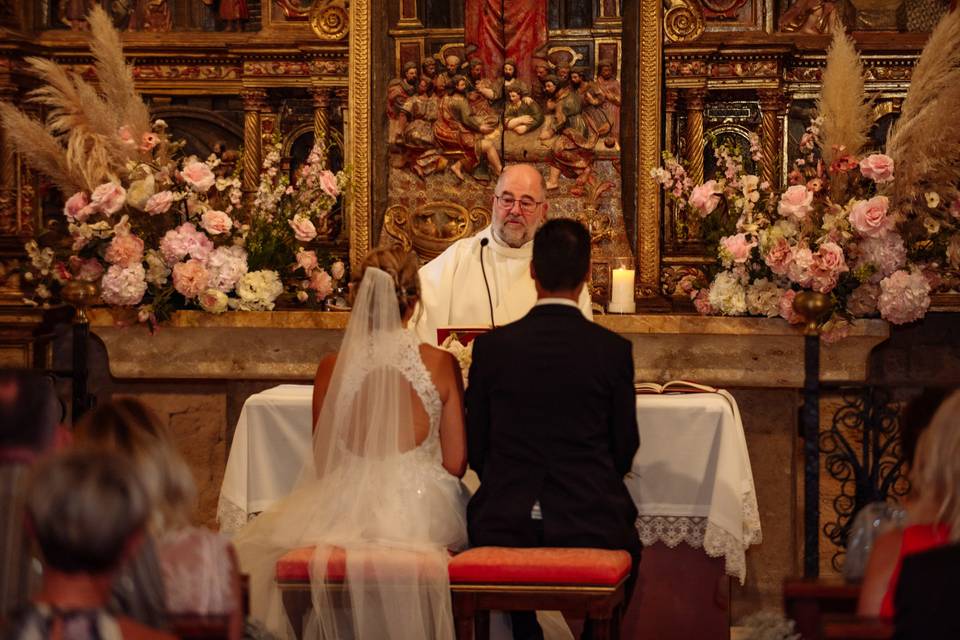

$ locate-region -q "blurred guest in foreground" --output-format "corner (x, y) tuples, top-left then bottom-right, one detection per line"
(3, 449), (174, 639)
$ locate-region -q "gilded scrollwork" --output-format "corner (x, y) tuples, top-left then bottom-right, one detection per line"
(311, 0), (349, 41)
(383, 203), (492, 262)
(663, 0), (705, 44)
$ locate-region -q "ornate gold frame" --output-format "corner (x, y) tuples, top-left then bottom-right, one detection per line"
(347, 0), (664, 292)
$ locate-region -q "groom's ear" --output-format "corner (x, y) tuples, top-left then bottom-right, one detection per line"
(529, 261), (537, 282)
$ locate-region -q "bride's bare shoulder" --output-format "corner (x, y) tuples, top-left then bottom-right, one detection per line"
(314, 353), (338, 382)
(418, 343), (457, 378)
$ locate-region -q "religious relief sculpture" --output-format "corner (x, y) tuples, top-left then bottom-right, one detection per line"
(128, 0), (172, 31)
(434, 75), (500, 181)
(779, 0), (840, 33)
(219, 0), (249, 31)
(595, 61), (621, 147)
(540, 74), (597, 191)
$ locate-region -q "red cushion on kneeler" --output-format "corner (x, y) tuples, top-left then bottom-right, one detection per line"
(448, 547), (631, 586)
(276, 546), (346, 583)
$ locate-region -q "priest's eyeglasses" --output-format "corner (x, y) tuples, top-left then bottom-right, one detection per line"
(494, 194), (542, 214)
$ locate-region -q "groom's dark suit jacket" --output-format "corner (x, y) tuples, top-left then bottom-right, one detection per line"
(465, 302), (641, 556)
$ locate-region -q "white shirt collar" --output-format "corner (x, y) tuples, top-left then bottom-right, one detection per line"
(534, 297), (580, 309)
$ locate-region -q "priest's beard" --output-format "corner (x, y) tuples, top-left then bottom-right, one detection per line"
(493, 216), (535, 247)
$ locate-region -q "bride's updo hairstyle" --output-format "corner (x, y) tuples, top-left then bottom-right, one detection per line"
(352, 246), (421, 317)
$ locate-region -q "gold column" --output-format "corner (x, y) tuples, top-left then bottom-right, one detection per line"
(759, 89), (786, 190)
(241, 89), (267, 198)
(663, 88), (681, 245)
(683, 88), (706, 186)
(0, 82), (16, 235)
(310, 87), (331, 155)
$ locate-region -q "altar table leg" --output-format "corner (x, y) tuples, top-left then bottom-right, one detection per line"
(621, 542), (730, 640)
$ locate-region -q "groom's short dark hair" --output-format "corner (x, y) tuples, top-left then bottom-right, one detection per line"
(532, 219), (591, 292)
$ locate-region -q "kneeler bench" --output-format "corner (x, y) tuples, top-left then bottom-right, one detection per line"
(276, 545), (631, 640)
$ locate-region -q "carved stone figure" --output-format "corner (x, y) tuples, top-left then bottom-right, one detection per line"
(421, 57), (438, 81)
(779, 0), (839, 34)
(219, 0), (248, 31)
(434, 54), (463, 96)
(595, 62), (621, 147)
(503, 82), (543, 136)
(129, 0), (171, 31)
(466, 59), (498, 119)
(399, 77), (446, 179)
(387, 61), (418, 144)
(541, 75), (596, 189)
(433, 75), (501, 181)
(570, 68), (611, 142)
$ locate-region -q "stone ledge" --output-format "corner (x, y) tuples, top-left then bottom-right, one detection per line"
(90, 309), (889, 386)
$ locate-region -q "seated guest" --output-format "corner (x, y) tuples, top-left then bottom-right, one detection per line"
(858, 389), (960, 619)
(3, 449), (174, 639)
(894, 542), (960, 639)
(0, 370), (62, 619)
(74, 399), (242, 639)
(466, 219), (641, 640)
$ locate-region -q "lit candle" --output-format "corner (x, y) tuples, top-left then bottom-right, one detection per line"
(609, 267), (636, 313)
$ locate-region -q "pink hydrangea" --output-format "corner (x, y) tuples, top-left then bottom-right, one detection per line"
(159, 222), (214, 265)
(309, 269), (334, 300)
(105, 233), (145, 268)
(786, 246), (815, 288)
(90, 182), (127, 215)
(859, 154), (894, 183)
(201, 209), (233, 235)
(100, 263), (147, 306)
(847, 283), (880, 316)
(688, 180), (721, 217)
(296, 250), (319, 273)
(145, 191), (175, 216)
(290, 215), (318, 242)
(692, 288), (714, 314)
(205, 245), (248, 293)
(778, 289), (803, 324)
(848, 196), (895, 238)
(820, 317), (852, 344)
(69, 256), (104, 282)
(720, 233), (756, 264)
(181, 161), (216, 192)
(319, 170), (340, 198)
(857, 235), (907, 281)
(878, 270), (931, 325)
(778, 185), (814, 220)
(172, 259), (210, 299)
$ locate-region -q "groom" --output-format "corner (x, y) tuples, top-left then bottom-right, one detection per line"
(465, 219), (641, 639)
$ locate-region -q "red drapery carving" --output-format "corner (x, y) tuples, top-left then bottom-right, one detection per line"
(465, 0), (548, 84)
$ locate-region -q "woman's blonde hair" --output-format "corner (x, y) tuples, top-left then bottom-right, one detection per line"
(912, 389), (960, 541)
(74, 398), (196, 532)
(351, 246), (421, 317)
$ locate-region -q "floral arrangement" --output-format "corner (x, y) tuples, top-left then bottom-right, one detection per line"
(2, 6), (350, 327)
(654, 15), (960, 339)
(737, 611), (801, 640)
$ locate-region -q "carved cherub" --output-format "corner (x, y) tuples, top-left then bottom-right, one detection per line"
(779, 0), (839, 34)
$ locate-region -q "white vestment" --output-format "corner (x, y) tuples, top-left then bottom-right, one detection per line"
(415, 225), (593, 344)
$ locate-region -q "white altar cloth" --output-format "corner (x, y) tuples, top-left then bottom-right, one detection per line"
(218, 386), (761, 582)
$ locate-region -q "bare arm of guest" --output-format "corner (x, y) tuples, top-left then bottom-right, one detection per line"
(312, 354), (338, 432)
(856, 528), (903, 616)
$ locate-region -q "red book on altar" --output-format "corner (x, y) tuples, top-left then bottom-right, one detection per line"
(436, 327), (490, 346)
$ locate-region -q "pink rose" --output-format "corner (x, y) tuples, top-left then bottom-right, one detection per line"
(139, 132), (159, 153)
(859, 154), (894, 183)
(878, 269), (931, 325)
(810, 242), (847, 294)
(69, 256), (104, 282)
(63, 192), (89, 221)
(764, 238), (793, 276)
(720, 233), (756, 264)
(849, 196), (894, 238)
(778, 289), (803, 324)
(181, 161), (215, 192)
(692, 288), (714, 314)
(90, 182), (127, 215)
(786, 246), (815, 287)
(105, 233), (145, 268)
(778, 185), (814, 220)
(309, 269), (334, 300)
(172, 259), (210, 299)
(290, 215), (318, 242)
(331, 260), (345, 281)
(319, 170), (340, 198)
(201, 209), (233, 235)
(688, 180), (721, 217)
(296, 250), (319, 273)
(145, 191), (174, 216)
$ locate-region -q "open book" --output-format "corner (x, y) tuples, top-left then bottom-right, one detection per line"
(436, 327), (490, 347)
(634, 380), (718, 394)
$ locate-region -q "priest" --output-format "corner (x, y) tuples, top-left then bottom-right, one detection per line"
(415, 163), (592, 344)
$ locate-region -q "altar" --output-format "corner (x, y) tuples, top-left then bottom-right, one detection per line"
(218, 383), (761, 638)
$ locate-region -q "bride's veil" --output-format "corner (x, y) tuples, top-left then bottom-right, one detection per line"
(235, 266), (456, 639)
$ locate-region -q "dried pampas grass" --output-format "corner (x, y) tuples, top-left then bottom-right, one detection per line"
(0, 4), (150, 196)
(817, 28), (873, 165)
(887, 9), (960, 208)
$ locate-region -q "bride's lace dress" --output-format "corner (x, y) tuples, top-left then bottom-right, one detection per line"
(234, 268), (467, 640)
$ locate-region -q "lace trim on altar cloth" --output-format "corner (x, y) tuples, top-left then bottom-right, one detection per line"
(216, 494), (256, 536)
(637, 488), (763, 586)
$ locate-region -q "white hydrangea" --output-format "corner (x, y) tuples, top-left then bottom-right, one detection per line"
(206, 245), (249, 293)
(745, 278), (783, 317)
(144, 250), (170, 286)
(707, 270), (748, 315)
(231, 270), (283, 311)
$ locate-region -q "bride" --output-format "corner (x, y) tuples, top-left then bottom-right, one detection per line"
(234, 247), (469, 639)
